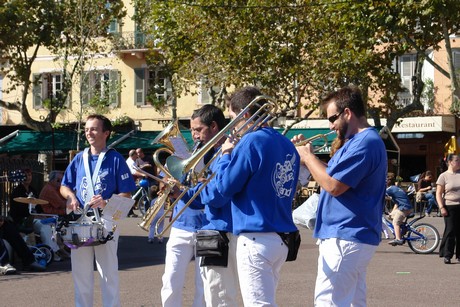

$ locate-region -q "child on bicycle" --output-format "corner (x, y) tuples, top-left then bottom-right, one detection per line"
(386, 173), (413, 246)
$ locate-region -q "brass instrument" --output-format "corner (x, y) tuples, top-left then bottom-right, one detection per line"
(150, 120), (189, 152)
(153, 95), (278, 238)
(294, 131), (336, 152)
(138, 180), (175, 231)
(166, 95), (277, 182)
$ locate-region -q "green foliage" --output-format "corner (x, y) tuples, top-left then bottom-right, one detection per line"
(136, 0), (460, 123)
(0, 0), (126, 131)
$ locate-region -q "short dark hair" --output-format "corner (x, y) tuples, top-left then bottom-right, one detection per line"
(228, 86), (267, 116)
(87, 114), (112, 133)
(322, 86), (366, 118)
(191, 104), (226, 130)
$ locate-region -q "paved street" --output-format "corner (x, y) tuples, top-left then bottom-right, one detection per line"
(1, 214), (459, 306)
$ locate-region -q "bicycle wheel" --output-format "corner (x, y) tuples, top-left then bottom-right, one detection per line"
(407, 223), (440, 254)
(30, 244), (54, 266)
(138, 194), (150, 216)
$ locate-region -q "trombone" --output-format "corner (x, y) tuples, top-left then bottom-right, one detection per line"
(152, 95), (278, 238)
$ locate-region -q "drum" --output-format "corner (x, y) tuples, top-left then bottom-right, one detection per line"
(58, 221), (105, 248)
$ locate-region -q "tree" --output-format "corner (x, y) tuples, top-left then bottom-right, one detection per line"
(137, 0), (460, 130)
(0, 0), (126, 132)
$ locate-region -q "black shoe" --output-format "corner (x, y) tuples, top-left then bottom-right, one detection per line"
(444, 257), (451, 264)
(24, 261), (46, 272)
(128, 213), (139, 218)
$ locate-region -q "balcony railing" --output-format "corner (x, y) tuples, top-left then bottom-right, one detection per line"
(396, 91), (413, 107)
(111, 31), (157, 51)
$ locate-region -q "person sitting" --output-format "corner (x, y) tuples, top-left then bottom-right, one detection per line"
(38, 170), (71, 259)
(0, 216), (46, 272)
(9, 169), (63, 261)
(386, 173), (414, 246)
(39, 170), (66, 216)
(416, 171), (439, 216)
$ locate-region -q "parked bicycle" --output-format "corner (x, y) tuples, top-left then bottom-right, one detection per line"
(132, 178), (152, 216)
(382, 212), (440, 254)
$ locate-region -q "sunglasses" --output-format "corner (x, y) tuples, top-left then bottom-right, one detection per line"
(327, 110), (344, 123)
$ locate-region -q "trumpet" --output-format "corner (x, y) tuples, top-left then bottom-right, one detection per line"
(294, 131), (336, 152)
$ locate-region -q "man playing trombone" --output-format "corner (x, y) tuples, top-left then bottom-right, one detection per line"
(214, 86), (300, 306)
(172, 104), (240, 307)
(161, 105), (226, 307)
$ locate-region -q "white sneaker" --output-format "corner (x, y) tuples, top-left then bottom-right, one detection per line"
(0, 263), (17, 275)
(53, 253), (62, 262)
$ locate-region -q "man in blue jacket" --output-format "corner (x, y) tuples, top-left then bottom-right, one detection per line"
(215, 86), (300, 306)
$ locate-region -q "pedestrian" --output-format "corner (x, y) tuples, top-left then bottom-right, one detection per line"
(295, 86), (387, 306)
(436, 153), (460, 264)
(60, 114), (136, 307)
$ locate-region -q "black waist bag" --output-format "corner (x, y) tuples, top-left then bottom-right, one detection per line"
(278, 230), (301, 262)
(195, 230), (228, 257)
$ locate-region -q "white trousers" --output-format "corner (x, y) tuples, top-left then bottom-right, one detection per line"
(201, 232), (239, 307)
(161, 227), (205, 307)
(33, 220), (59, 252)
(315, 238), (377, 307)
(71, 227), (120, 307)
(237, 232), (288, 307)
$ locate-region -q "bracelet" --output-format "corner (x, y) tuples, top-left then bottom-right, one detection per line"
(440, 207), (446, 210)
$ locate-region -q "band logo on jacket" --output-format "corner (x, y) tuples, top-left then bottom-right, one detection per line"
(80, 170), (108, 203)
(272, 154), (297, 198)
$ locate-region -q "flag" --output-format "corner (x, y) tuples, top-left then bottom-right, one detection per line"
(444, 135), (459, 157)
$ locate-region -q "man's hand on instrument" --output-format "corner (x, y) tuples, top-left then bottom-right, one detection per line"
(291, 134), (306, 144)
(66, 195), (82, 214)
(221, 138), (236, 155)
(89, 194), (107, 209)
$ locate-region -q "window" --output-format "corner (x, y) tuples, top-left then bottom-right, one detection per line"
(134, 67), (172, 106)
(81, 70), (120, 107)
(32, 72), (70, 109)
(453, 51), (460, 76)
(108, 19), (120, 34)
(394, 54), (416, 107)
(198, 76), (222, 105)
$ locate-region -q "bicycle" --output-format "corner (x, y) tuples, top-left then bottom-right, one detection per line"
(132, 178), (153, 216)
(382, 212), (440, 254)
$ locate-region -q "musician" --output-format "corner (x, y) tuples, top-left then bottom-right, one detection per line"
(214, 86), (300, 306)
(295, 86), (387, 306)
(9, 168), (62, 261)
(172, 104), (240, 307)
(39, 170), (66, 216)
(60, 114), (136, 307)
(161, 106), (226, 307)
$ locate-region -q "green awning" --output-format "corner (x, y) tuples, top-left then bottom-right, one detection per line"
(0, 130), (171, 155)
(0, 128), (333, 155)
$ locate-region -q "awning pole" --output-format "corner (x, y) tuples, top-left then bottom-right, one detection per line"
(107, 130), (135, 149)
(0, 130), (19, 144)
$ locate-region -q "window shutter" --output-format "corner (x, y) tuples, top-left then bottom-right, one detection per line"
(400, 55), (413, 92)
(454, 52), (460, 73)
(134, 68), (145, 106)
(108, 19), (119, 34)
(109, 70), (120, 108)
(32, 74), (43, 109)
